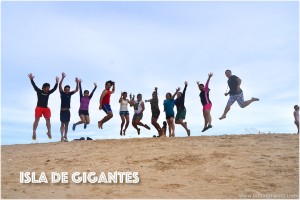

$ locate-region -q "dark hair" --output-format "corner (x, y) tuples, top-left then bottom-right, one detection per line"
(106, 80), (114, 85)
(294, 105), (299, 110)
(199, 84), (204, 87)
(225, 69), (231, 73)
(64, 85), (70, 90)
(166, 93), (172, 98)
(84, 90), (89, 94)
(42, 83), (50, 89)
(122, 92), (127, 95)
(137, 94), (142, 98)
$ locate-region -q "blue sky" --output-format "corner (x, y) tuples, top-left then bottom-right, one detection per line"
(1, 1), (299, 145)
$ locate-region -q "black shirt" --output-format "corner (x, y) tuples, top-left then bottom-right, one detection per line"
(31, 80), (58, 108)
(228, 75), (241, 96)
(60, 91), (75, 109)
(175, 84), (187, 110)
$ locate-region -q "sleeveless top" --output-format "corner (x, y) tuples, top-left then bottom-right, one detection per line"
(120, 99), (129, 112)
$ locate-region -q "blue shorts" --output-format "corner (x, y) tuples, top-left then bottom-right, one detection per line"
(119, 111), (129, 116)
(102, 104), (112, 114)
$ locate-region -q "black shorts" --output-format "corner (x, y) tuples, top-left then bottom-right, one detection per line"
(60, 110), (71, 123)
(166, 113), (174, 120)
(79, 110), (89, 116)
(152, 110), (160, 119)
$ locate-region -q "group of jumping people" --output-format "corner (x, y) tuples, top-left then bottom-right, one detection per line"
(28, 70), (261, 142)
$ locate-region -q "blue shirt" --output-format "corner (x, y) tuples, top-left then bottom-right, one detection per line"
(164, 99), (175, 115)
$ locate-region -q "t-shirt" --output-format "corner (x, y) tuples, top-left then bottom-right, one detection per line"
(200, 79), (212, 106)
(175, 84), (187, 110)
(79, 82), (97, 111)
(31, 80), (58, 108)
(60, 91), (75, 109)
(228, 75), (241, 96)
(164, 99), (175, 115)
(150, 97), (160, 112)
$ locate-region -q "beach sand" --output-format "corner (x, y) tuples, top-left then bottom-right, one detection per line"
(1, 134), (299, 199)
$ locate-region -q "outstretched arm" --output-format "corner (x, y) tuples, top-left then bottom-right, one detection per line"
(172, 87), (180, 99)
(89, 83), (97, 99)
(49, 76), (59, 94)
(59, 72), (66, 92)
(28, 73), (41, 92)
(71, 77), (79, 94)
(205, 73), (213, 90)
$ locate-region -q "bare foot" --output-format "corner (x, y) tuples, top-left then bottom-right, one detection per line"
(137, 128), (140, 135)
(123, 129), (126, 136)
(32, 132), (36, 140)
(187, 129), (191, 136)
(252, 97), (259, 101)
(144, 124), (150, 130)
(98, 121), (103, 129)
(46, 132), (52, 139)
(219, 115), (226, 120)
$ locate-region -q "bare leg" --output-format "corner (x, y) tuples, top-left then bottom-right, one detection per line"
(45, 118), (51, 139)
(123, 115), (130, 135)
(295, 121), (299, 134)
(60, 123), (65, 141)
(170, 118), (175, 137)
(74, 115), (86, 129)
(241, 97), (259, 108)
(98, 112), (113, 129)
(219, 105), (231, 120)
(175, 119), (190, 136)
(203, 111), (208, 129)
(132, 120), (140, 135)
(151, 118), (162, 134)
(32, 117), (40, 139)
(64, 122), (69, 140)
(120, 115), (125, 136)
(167, 119), (172, 137)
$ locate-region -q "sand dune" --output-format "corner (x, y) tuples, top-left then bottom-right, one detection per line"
(1, 134), (299, 199)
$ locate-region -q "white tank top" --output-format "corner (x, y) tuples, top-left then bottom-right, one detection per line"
(120, 99), (129, 112)
(134, 100), (143, 114)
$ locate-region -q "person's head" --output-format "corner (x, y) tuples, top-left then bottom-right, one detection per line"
(166, 93), (171, 100)
(64, 85), (70, 93)
(84, 90), (89, 97)
(225, 69), (232, 78)
(137, 94), (142, 101)
(122, 92), (127, 99)
(105, 80), (114, 90)
(294, 105), (299, 111)
(152, 91), (157, 98)
(199, 83), (205, 91)
(177, 92), (182, 98)
(42, 83), (50, 93)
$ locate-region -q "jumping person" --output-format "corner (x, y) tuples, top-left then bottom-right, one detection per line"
(174, 82), (191, 136)
(73, 80), (97, 131)
(119, 91), (130, 136)
(145, 87), (161, 135)
(129, 94), (150, 135)
(98, 80), (115, 129)
(219, 70), (259, 120)
(197, 73), (213, 132)
(294, 105), (299, 134)
(59, 72), (79, 142)
(163, 88), (180, 137)
(28, 73), (59, 140)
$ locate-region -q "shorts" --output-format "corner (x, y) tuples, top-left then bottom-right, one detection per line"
(133, 113), (143, 121)
(152, 110), (160, 119)
(102, 104), (112, 114)
(35, 107), (51, 118)
(60, 110), (71, 123)
(175, 109), (186, 121)
(203, 103), (212, 112)
(227, 92), (245, 107)
(166, 113), (174, 120)
(119, 111), (129, 116)
(79, 110), (89, 116)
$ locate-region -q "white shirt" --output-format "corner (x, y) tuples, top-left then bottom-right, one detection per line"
(134, 100), (143, 114)
(120, 99), (129, 112)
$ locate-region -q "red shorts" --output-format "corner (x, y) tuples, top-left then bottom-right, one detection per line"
(35, 107), (51, 118)
(203, 103), (212, 112)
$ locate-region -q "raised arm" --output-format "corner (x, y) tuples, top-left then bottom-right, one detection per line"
(49, 76), (59, 94)
(172, 87), (180, 99)
(28, 73), (41, 92)
(205, 73), (213, 90)
(89, 83), (97, 99)
(129, 94), (135, 107)
(182, 82), (187, 97)
(78, 80), (83, 97)
(71, 77), (79, 94)
(59, 72), (66, 92)
(111, 81), (115, 94)
(119, 91), (123, 103)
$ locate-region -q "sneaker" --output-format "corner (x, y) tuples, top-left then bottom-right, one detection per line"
(84, 123), (87, 129)
(72, 124), (76, 131)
